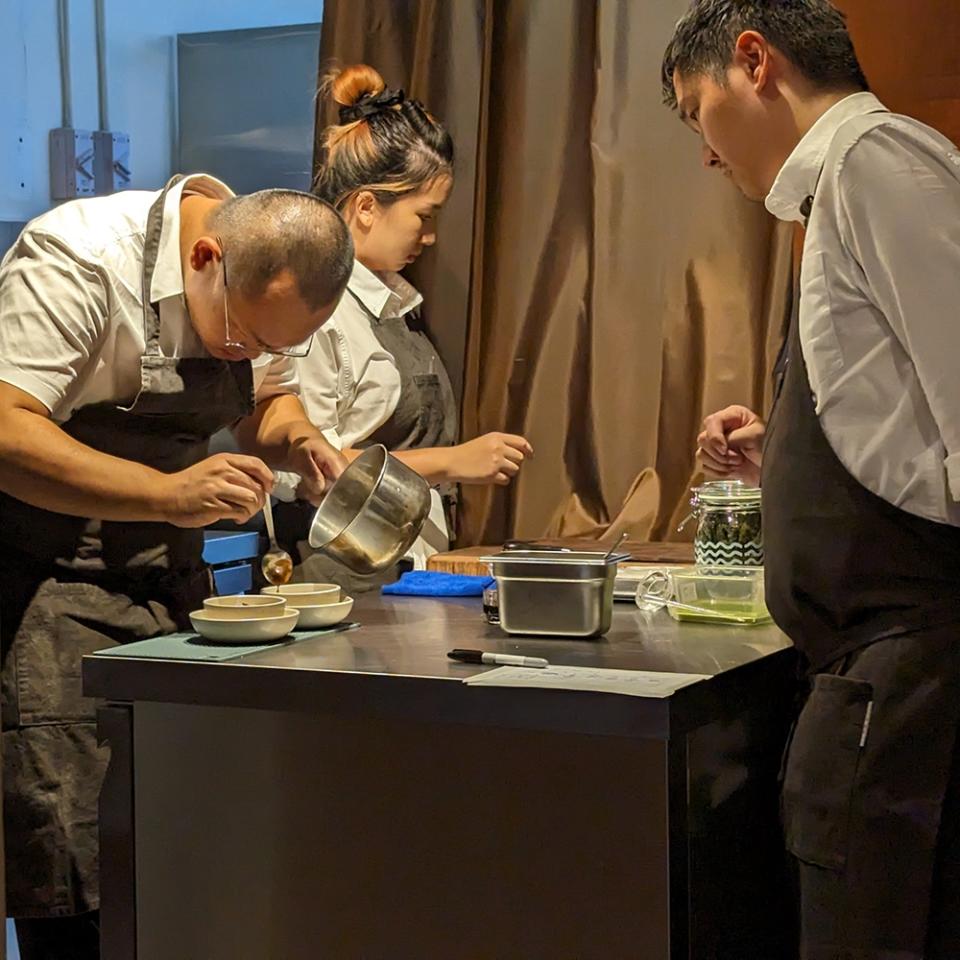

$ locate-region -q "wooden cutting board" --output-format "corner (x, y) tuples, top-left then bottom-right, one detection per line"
(427, 540), (695, 576)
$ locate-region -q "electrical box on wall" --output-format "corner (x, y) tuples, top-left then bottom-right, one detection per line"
(93, 131), (131, 195)
(49, 128), (95, 200)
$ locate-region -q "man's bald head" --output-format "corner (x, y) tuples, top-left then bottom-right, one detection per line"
(206, 189), (354, 311)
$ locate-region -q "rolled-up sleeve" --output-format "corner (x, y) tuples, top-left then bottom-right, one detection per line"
(0, 230), (107, 413)
(252, 354), (300, 402)
(838, 129), (960, 501)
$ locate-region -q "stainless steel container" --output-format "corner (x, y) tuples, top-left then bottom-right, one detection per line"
(481, 550), (629, 637)
(308, 444), (431, 574)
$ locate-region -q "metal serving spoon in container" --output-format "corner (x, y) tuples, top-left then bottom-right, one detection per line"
(603, 531), (629, 560)
(261, 497), (293, 585)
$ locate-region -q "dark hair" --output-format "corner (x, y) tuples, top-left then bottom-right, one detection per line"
(661, 0), (868, 108)
(313, 63), (454, 210)
(207, 189), (354, 311)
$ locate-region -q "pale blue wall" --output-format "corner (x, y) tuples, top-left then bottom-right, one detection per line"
(0, 0), (323, 222)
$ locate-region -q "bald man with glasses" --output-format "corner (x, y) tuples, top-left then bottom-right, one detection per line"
(0, 173), (353, 958)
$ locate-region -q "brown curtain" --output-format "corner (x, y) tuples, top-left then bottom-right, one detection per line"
(316, 0), (792, 547)
(314, 0), (487, 405)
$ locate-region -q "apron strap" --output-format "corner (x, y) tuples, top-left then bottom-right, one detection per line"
(140, 174), (187, 357)
(771, 277), (798, 406)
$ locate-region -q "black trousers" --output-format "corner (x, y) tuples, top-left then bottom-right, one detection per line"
(924, 725), (960, 959)
(783, 628), (960, 960)
(15, 910), (100, 960)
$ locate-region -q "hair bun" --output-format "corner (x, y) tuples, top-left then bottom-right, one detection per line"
(325, 64), (386, 110)
(314, 62), (453, 210)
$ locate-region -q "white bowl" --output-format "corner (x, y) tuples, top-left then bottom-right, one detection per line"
(261, 583), (340, 605)
(203, 595), (286, 619)
(189, 609), (300, 644)
(284, 597), (354, 630)
(262, 582), (340, 596)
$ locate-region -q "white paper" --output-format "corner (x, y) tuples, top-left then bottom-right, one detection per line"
(463, 665), (710, 699)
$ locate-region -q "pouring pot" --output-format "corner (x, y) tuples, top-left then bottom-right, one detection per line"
(307, 444), (432, 574)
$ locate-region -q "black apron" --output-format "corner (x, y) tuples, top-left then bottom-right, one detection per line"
(763, 116), (960, 958)
(281, 289), (458, 593)
(354, 295), (458, 454)
(0, 175), (255, 918)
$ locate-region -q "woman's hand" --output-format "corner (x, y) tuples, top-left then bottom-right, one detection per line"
(287, 435), (347, 504)
(448, 433), (533, 485)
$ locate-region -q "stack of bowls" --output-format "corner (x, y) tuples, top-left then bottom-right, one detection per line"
(189, 594), (300, 643)
(260, 582), (355, 629)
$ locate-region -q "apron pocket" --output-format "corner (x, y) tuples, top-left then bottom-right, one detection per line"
(13, 579), (169, 725)
(782, 672), (873, 871)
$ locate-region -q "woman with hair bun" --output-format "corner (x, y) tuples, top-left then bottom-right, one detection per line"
(279, 64), (532, 586)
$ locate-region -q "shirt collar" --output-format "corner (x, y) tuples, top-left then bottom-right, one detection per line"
(347, 258), (423, 321)
(149, 173), (235, 304)
(765, 92), (888, 223)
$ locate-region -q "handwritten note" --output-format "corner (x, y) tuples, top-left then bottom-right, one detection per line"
(463, 665), (710, 699)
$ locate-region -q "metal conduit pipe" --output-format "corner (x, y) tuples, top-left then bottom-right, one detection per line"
(57, 0), (72, 128)
(95, 0), (109, 131)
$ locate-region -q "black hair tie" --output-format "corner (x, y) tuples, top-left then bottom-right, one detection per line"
(339, 87), (406, 124)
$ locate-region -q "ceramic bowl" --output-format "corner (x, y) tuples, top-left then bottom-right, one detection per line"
(189, 609), (300, 644)
(203, 595), (287, 619)
(283, 597), (354, 630)
(261, 583), (340, 605)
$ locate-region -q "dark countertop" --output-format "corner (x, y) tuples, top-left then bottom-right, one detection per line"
(83, 593), (795, 739)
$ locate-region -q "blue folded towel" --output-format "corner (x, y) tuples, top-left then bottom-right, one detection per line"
(382, 571), (495, 597)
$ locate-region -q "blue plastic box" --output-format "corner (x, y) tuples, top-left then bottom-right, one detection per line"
(203, 530), (260, 596)
(202, 530), (259, 565)
(212, 564), (254, 596)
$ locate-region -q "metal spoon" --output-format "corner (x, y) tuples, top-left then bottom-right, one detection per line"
(603, 530), (630, 560)
(261, 497), (293, 585)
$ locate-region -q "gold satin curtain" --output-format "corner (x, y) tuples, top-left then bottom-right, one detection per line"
(315, 0), (793, 547)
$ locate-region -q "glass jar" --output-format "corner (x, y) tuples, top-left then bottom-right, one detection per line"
(482, 582), (500, 624)
(688, 480), (763, 567)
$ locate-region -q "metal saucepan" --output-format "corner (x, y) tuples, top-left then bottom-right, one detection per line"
(307, 444), (432, 574)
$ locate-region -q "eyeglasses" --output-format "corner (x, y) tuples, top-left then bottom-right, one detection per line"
(220, 241), (313, 359)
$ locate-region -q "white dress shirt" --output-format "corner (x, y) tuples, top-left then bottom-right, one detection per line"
(0, 174), (298, 425)
(766, 92), (960, 526)
(296, 258), (424, 448)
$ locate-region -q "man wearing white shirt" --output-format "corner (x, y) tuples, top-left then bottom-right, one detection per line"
(663, 2), (960, 957)
(0, 174), (351, 958)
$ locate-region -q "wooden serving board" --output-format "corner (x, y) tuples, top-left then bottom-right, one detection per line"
(427, 540), (695, 577)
